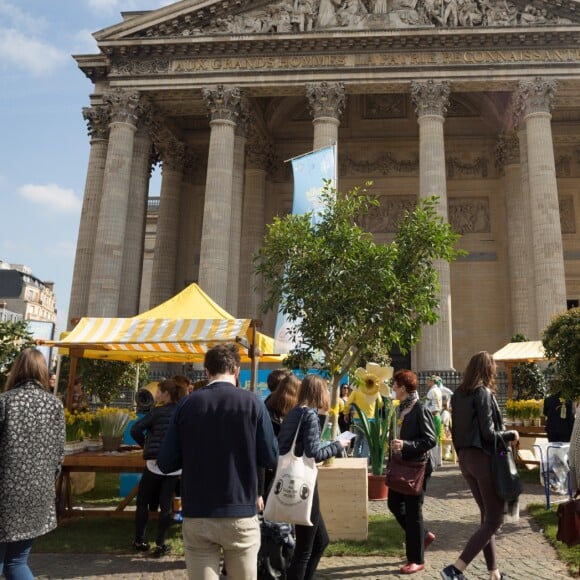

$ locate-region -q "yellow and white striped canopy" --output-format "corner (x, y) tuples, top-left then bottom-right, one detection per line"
(48, 284), (285, 363)
(492, 341), (546, 363)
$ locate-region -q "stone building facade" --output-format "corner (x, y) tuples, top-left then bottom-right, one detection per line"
(69, 0), (580, 371)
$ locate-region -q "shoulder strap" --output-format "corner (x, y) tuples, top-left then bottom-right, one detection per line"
(290, 408), (307, 453)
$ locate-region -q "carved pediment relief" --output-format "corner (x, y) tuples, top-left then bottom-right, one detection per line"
(106, 0), (580, 40)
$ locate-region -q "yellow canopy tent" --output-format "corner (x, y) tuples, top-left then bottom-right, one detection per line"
(46, 284), (285, 407)
(492, 341), (547, 400)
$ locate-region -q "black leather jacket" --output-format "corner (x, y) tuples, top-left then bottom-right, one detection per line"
(399, 401), (437, 464)
(451, 385), (517, 455)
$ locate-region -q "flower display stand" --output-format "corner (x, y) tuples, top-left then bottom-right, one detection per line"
(318, 457), (368, 541)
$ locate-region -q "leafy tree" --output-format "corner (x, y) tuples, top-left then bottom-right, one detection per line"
(255, 182), (463, 435)
(510, 333), (547, 400)
(0, 320), (35, 388)
(542, 307), (580, 399)
(59, 356), (149, 405)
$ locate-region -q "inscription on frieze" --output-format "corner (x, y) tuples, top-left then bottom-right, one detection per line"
(448, 197), (490, 234)
(154, 49), (580, 77)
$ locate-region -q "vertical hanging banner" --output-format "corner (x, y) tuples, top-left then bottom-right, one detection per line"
(274, 144), (337, 353)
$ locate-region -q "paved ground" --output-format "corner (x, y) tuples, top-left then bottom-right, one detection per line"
(30, 463), (574, 579)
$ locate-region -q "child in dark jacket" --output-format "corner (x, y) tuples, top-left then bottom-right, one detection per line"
(130, 378), (187, 556)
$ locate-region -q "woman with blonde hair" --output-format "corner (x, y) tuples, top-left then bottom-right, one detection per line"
(277, 374), (349, 580)
(0, 348), (65, 579)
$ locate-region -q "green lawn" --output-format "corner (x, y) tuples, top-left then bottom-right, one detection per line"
(36, 473), (403, 556)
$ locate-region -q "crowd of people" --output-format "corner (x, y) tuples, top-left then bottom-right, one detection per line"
(2, 344), (580, 580)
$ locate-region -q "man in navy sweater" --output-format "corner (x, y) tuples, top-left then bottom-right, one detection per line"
(158, 343), (278, 580)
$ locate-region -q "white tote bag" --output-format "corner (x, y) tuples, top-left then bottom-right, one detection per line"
(263, 411), (318, 526)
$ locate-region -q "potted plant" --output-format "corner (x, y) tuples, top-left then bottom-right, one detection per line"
(352, 399), (396, 500)
(79, 411), (102, 451)
(97, 407), (135, 452)
(64, 410), (85, 454)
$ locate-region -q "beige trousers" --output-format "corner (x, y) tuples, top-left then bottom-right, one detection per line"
(182, 515), (260, 580)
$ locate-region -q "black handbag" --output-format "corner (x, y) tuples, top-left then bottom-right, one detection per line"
(491, 434), (522, 502)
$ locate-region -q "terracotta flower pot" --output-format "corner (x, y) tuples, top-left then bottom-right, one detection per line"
(368, 473), (388, 501)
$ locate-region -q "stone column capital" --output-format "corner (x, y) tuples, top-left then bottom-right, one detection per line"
(82, 105), (110, 140)
(202, 84), (242, 123)
(306, 81), (346, 120)
(246, 139), (275, 171)
(103, 88), (141, 126)
(514, 77), (557, 122)
(495, 131), (520, 173)
(159, 137), (186, 171)
(411, 80), (451, 118)
(235, 99), (253, 137)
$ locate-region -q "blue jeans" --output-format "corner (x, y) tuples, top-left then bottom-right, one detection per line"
(0, 539), (34, 580)
(353, 418), (373, 459)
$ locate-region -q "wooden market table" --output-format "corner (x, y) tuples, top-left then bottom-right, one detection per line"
(56, 448), (145, 519)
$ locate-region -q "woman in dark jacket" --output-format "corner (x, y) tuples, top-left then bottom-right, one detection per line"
(130, 378), (187, 557)
(277, 374), (349, 580)
(0, 348), (65, 580)
(258, 372), (300, 507)
(441, 351), (519, 580)
(388, 369), (437, 575)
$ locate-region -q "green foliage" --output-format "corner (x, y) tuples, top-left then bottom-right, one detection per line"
(511, 333), (529, 343)
(352, 399), (396, 475)
(256, 181), (463, 432)
(59, 356), (149, 405)
(542, 308), (580, 400)
(528, 502), (580, 576)
(0, 320), (35, 388)
(512, 362), (547, 400)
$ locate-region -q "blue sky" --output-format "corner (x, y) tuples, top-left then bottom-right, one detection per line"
(0, 0), (172, 335)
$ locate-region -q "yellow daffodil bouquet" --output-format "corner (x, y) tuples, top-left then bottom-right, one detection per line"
(64, 409), (84, 442)
(97, 407), (136, 438)
(77, 411), (101, 439)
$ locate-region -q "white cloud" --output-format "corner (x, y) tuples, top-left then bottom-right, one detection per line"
(0, 0), (46, 35)
(87, 0), (175, 16)
(87, 0), (119, 15)
(0, 28), (67, 75)
(72, 29), (99, 54)
(19, 184), (82, 213)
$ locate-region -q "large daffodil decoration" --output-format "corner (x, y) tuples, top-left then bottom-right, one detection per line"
(353, 362), (394, 398)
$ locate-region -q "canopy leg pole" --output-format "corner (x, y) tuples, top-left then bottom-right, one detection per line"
(249, 320), (259, 392)
(54, 354), (62, 396)
(66, 354), (79, 411)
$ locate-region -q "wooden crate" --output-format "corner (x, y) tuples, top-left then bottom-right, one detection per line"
(317, 457), (368, 541)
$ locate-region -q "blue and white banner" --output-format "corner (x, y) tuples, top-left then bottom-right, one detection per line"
(291, 144), (337, 223)
(274, 145), (337, 353)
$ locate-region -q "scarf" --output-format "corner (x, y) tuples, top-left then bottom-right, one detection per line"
(396, 391), (419, 435)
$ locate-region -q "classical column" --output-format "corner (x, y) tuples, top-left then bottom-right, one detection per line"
(306, 81), (345, 150)
(198, 85), (241, 306)
(238, 139), (271, 319)
(227, 102), (250, 315)
(497, 131), (535, 338)
(118, 118), (152, 317)
(411, 80), (453, 371)
(88, 90), (140, 317)
(149, 139), (185, 308)
(176, 149), (202, 292)
(68, 105), (109, 327)
(515, 78), (566, 334)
